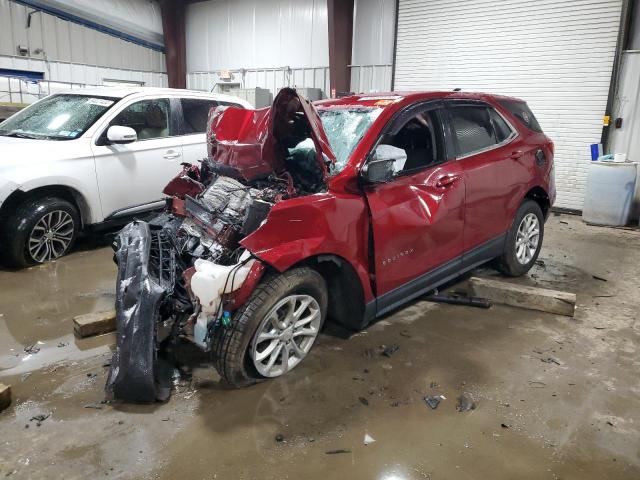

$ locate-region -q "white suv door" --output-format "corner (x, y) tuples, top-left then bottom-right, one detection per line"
(91, 97), (182, 218)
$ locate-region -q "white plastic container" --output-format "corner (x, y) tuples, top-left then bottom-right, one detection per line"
(582, 161), (637, 226)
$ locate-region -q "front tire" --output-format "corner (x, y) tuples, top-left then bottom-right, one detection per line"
(0, 196), (80, 268)
(212, 267), (327, 388)
(495, 199), (544, 277)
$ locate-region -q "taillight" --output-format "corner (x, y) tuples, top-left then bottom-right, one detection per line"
(548, 140), (555, 156)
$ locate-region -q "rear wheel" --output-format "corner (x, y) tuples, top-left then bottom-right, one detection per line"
(0, 196), (80, 267)
(495, 199), (544, 276)
(212, 267), (327, 388)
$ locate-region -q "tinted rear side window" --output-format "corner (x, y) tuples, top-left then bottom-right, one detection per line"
(499, 100), (543, 133)
(449, 106), (496, 156)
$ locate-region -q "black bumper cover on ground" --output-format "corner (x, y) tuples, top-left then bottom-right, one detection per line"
(105, 221), (170, 403)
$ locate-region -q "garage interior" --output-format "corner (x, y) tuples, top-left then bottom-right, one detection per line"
(0, 0), (639, 479)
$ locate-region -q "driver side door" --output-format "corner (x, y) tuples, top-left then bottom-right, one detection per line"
(91, 97), (182, 219)
(363, 103), (465, 314)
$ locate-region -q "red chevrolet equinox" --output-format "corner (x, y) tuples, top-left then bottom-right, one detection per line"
(107, 89), (555, 401)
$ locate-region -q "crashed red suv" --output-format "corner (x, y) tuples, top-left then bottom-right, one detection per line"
(106, 88), (555, 402)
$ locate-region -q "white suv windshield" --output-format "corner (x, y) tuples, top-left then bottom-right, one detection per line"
(0, 94), (117, 140)
(318, 107), (382, 174)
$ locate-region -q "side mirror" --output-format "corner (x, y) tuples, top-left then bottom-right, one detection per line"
(106, 125), (137, 144)
(361, 144), (407, 183)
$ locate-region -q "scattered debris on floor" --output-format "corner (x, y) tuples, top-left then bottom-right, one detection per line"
(424, 395), (445, 410)
(24, 344), (40, 355)
(540, 356), (562, 365)
(528, 381), (546, 388)
(381, 344), (399, 357)
(275, 433), (284, 442)
(426, 292), (492, 309)
(29, 413), (51, 426)
(73, 310), (116, 338)
(592, 275), (608, 282)
(57, 341), (69, 348)
(0, 383), (11, 411)
(456, 394), (476, 412)
(358, 396), (369, 406)
(501, 423), (510, 429)
(468, 276), (576, 317)
(325, 449), (351, 455)
(364, 433), (376, 446)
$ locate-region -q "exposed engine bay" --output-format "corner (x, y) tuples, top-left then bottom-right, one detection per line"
(106, 88), (335, 402)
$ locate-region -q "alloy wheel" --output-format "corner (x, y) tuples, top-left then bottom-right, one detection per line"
(515, 212), (540, 265)
(28, 210), (75, 263)
(251, 294), (321, 378)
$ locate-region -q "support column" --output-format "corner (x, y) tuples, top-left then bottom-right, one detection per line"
(327, 0), (354, 98)
(160, 0), (187, 89)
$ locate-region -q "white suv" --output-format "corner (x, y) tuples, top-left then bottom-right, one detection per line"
(0, 87), (251, 267)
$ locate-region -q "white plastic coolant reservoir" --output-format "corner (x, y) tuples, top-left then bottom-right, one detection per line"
(189, 253), (254, 315)
(582, 161), (637, 226)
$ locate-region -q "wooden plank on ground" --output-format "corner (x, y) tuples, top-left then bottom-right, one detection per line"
(73, 310), (116, 338)
(0, 383), (11, 412)
(468, 277), (576, 317)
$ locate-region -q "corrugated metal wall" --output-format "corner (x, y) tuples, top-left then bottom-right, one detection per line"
(393, 0), (623, 211)
(185, 0), (329, 97)
(0, 0), (167, 97)
(350, 0), (395, 93)
(33, 0), (164, 47)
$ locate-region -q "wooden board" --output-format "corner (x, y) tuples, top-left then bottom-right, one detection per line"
(468, 277), (576, 317)
(73, 310), (117, 338)
(0, 383), (11, 412)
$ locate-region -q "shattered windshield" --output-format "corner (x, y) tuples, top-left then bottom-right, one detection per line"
(0, 94), (117, 140)
(318, 107), (382, 174)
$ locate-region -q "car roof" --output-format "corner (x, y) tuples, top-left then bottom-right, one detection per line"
(53, 86), (252, 106)
(315, 91), (525, 108)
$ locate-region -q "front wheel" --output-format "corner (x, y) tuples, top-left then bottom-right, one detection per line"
(495, 199), (544, 277)
(212, 267), (327, 388)
(0, 196), (80, 267)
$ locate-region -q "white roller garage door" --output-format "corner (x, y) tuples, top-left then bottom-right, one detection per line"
(394, 0), (623, 210)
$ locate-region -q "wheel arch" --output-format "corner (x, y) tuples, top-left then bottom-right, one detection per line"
(524, 186), (551, 219)
(288, 253), (367, 331)
(0, 185), (91, 228)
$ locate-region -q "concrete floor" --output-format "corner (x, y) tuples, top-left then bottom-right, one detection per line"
(0, 214), (638, 480)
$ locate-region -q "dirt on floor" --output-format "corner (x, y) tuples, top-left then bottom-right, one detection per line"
(0, 214), (638, 480)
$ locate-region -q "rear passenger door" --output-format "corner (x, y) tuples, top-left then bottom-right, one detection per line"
(445, 102), (522, 263)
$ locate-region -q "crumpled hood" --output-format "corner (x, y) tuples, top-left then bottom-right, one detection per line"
(206, 88), (336, 181)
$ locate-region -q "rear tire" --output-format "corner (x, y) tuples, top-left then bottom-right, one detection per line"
(212, 267), (327, 388)
(495, 199), (544, 277)
(0, 196), (80, 268)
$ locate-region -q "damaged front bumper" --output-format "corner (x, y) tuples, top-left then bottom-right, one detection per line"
(106, 204), (266, 402)
(106, 221), (170, 403)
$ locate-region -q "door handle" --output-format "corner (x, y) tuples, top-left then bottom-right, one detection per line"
(510, 150), (524, 160)
(436, 174), (460, 188)
(163, 149), (181, 159)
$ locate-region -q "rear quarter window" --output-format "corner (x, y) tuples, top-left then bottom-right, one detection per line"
(180, 98), (242, 134)
(499, 100), (543, 133)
